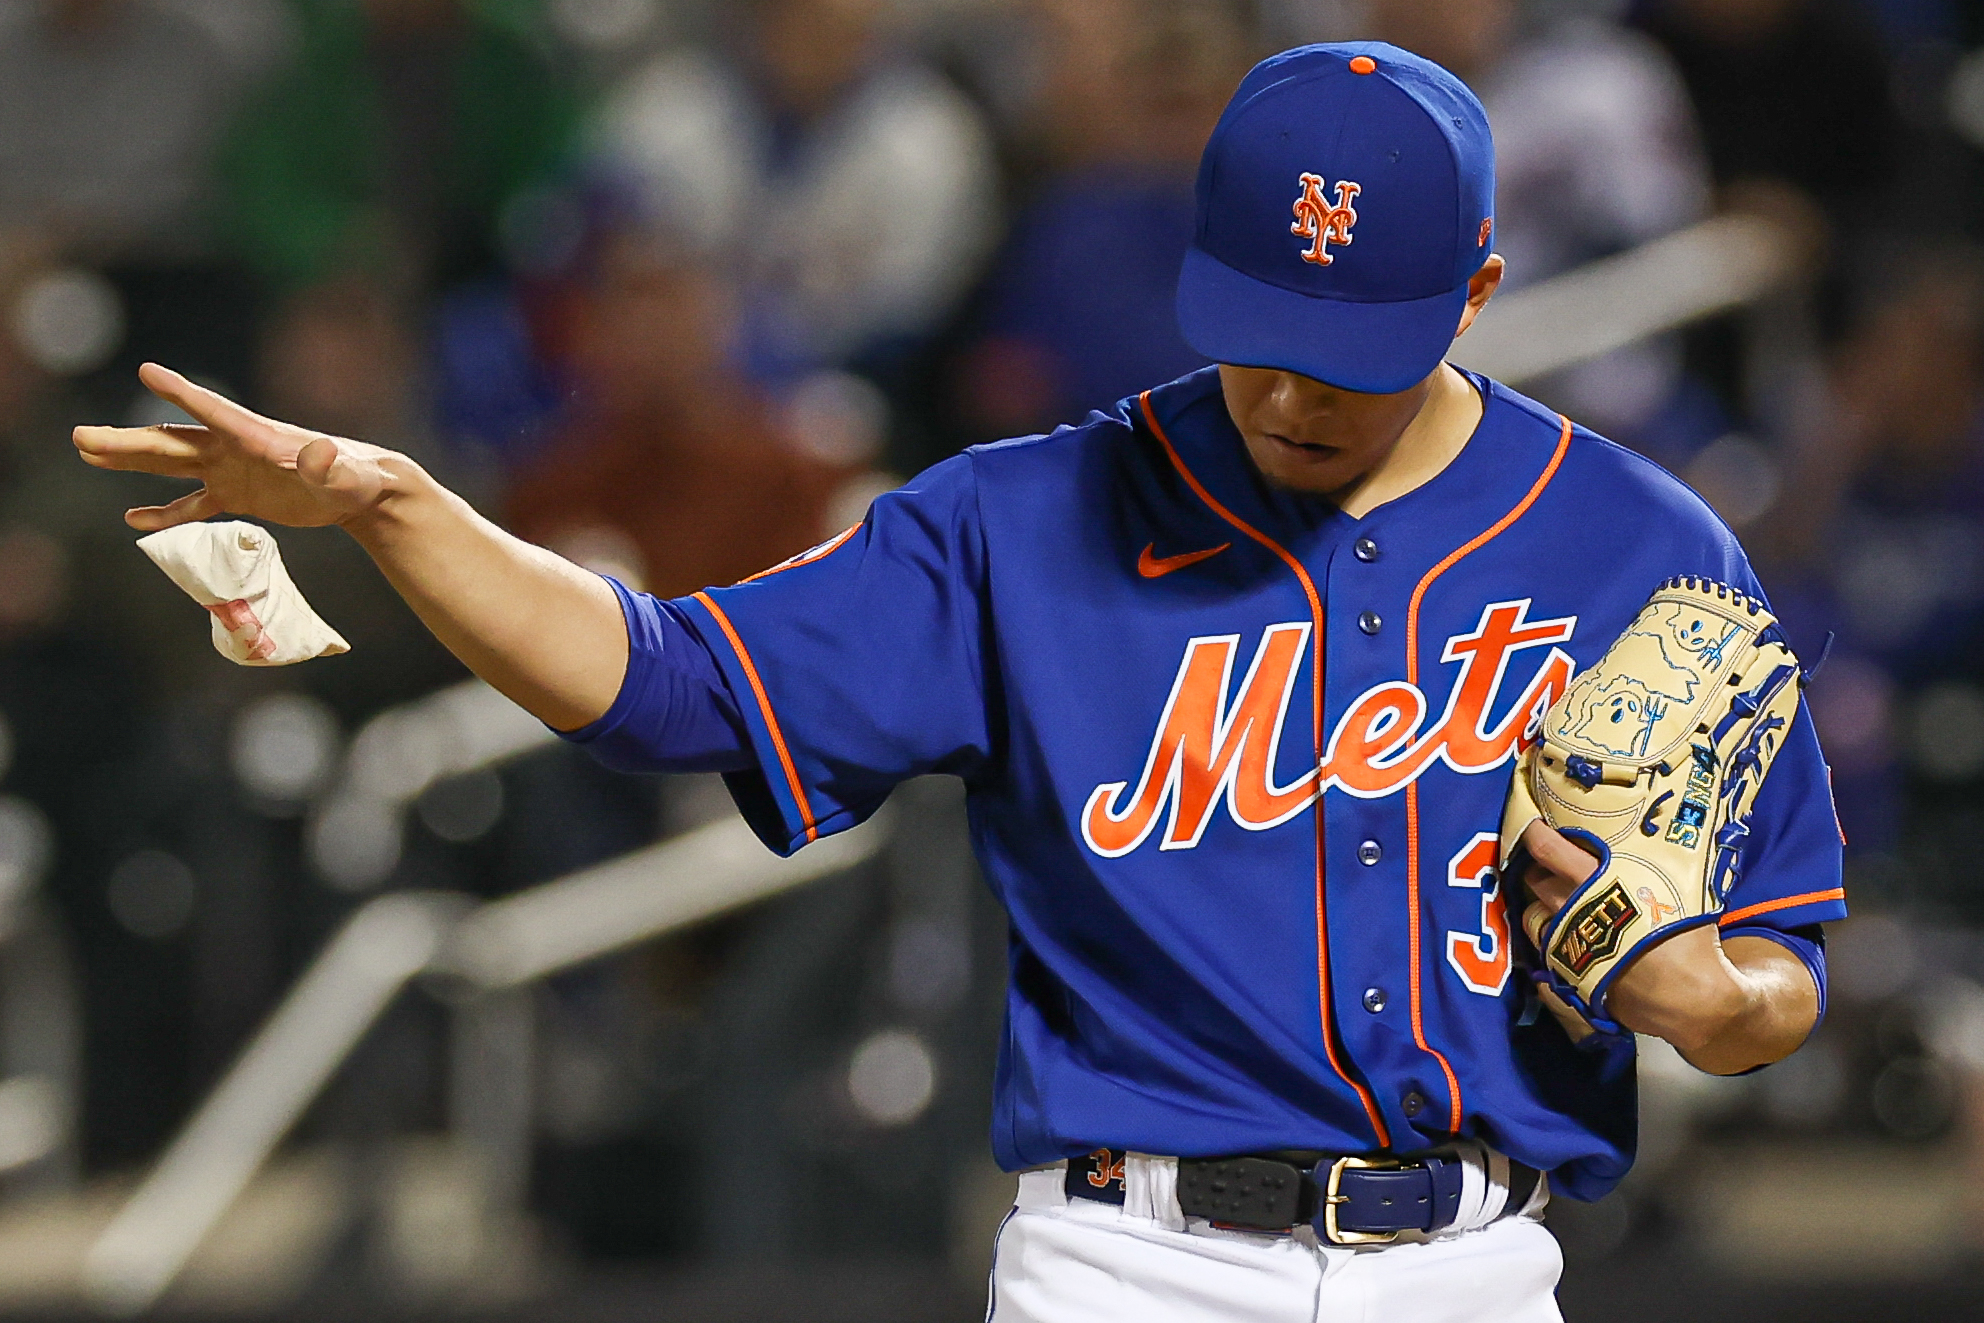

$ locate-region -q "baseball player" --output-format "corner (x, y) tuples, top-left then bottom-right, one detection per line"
(75, 43), (1840, 1323)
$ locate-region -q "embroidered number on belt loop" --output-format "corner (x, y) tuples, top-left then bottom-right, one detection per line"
(1445, 833), (1512, 996)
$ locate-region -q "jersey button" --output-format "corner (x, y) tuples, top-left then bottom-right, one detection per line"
(1358, 610), (1382, 635)
(1401, 1092), (1426, 1118)
(1357, 839), (1383, 866)
(1354, 536), (1380, 563)
(1362, 987), (1387, 1013)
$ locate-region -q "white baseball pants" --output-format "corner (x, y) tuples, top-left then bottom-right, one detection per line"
(986, 1151), (1563, 1323)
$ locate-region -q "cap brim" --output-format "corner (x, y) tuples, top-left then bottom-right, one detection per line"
(1176, 247), (1471, 395)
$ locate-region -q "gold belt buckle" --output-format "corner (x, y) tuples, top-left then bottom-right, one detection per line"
(1322, 1154), (1403, 1246)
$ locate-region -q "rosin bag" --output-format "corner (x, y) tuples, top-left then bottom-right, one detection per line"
(137, 521), (349, 666)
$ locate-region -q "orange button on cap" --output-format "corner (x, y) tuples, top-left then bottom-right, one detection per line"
(1349, 56), (1377, 74)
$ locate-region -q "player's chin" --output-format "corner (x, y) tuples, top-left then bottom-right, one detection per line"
(1252, 435), (1354, 494)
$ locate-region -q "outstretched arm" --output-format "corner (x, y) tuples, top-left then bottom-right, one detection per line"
(75, 365), (627, 731)
(1519, 822), (1821, 1075)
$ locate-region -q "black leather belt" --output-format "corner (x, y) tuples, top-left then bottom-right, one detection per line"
(1065, 1148), (1542, 1245)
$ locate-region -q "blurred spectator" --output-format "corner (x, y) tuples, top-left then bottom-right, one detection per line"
(1370, 0), (1713, 448)
(1632, 0), (1899, 229)
(1749, 246), (1984, 855)
(258, 275), (423, 446)
(592, 0), (999, 383)
(0, 235), (56, 438)
(220, 0), (578, 296)
(0, 0), (274, 259)
(0, 0), (283, 413)
(953, 0), (1255, 438)
(218, 0), (578, 461)
(504, 221), (870, 598)
(1765, 248), (1984, 681)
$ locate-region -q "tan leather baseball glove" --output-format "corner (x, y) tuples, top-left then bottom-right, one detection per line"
(1501, 575), (1805, 1035)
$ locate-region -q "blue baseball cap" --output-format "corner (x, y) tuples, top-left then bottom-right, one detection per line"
(1176, 42), (1496, 395)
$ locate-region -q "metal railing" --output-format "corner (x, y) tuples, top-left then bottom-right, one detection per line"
(1453, 213), (1800, 385)
(83, 801), (892, 1315)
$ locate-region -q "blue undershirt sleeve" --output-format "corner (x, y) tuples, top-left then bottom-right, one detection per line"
(556, 576), (754, 774)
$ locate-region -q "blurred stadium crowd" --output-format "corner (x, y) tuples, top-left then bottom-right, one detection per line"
(0, 0), (1983, 1314)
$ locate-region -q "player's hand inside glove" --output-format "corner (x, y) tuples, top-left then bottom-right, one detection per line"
(73, 364), (406, 532)
(1517, 818), (1816, 1072)
(1518, 819), (1745, 1051)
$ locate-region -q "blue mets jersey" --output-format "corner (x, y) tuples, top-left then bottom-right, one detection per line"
(592, 366), (1845, 1200)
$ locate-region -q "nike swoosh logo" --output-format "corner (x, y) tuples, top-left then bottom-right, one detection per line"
(1138, 542), (1231, 579)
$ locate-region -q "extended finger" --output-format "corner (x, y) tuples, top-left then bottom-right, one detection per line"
(74, 424), (210, 477)
(125, 487), (219, 532)
(1520, 820), (1600, 892)
(1522, 900), (1555, 949)
(136, 364), (274, 444)
(1522, 862), (1576, 913)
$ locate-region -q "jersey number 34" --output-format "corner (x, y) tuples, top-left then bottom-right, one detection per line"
(1446, 833), (1511, 996)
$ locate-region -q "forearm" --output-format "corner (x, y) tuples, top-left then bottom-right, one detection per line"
(1609, 933), (1820, 1076)
(342, 454), (628, 731)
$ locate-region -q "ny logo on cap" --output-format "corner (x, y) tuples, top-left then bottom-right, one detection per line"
(1290, 173), (1361, 266)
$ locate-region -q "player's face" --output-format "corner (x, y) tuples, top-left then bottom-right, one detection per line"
(1218, 365), (1439, 498)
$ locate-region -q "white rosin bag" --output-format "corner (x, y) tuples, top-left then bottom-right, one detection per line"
(137, 521), (349, 666)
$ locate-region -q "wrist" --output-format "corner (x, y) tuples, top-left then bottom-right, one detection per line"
(1608, 932), (1752, 1056)
(338, 452), (435, 543)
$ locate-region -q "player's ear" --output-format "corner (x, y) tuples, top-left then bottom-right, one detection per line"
(1454, 255), (1505, 338)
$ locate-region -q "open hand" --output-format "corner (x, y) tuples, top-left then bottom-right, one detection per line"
(74, 364), (403, 531)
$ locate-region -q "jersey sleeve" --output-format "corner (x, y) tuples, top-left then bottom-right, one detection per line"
(556, 578), (754, 775)
(1706, 532), (1848, 933)
(1714, 693), (1848, 930)
(676, 454), (993, 855)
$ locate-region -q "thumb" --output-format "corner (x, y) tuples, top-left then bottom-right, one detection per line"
(295, 437), (385, 511)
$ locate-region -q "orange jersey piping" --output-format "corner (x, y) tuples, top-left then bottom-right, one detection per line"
(1137, 391), (1392, 1149)
(693, 590), (820, 845)
(1401, 413), (1573, 1134)
(1719, 888), (1846, 927)
(738, 522), (863, 585)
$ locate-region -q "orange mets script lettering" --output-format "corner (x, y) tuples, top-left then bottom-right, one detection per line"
(1291, 173), (1361, 266)
(1082, 600), (1577, 858)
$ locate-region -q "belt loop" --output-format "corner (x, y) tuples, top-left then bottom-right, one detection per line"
(1487, 1146), (1513, 1222)
(1124, 1153), (1186, 1232)
(1517, 1169), (1550, 1220)
(1018, 1165), (1071, 1212)
(1450, 1141), (1492, 1231)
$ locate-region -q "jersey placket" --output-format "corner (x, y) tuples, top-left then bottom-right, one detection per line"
(1138, 391), (1395, 1150)
(1318, 518), (1460, 1146)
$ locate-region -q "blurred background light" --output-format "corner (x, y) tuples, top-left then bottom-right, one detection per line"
(230, 692), (341, 807)
(0, 1077), (62, 1174)
(885, 918), (970, 1017)
(549, 0), (661, 52)
(308, 796), (403, 893)
(846, 1029), (936, 1128)
(416, 769), (505, 844)
(1682, 433), (1781, 529)
(0, 797), (53, 922)
(105, 849), (197, 942)
(7, 268), (124, 376)
(783, 370), (890, 469)
(1949, 46), (1984, 149)
(1907, 682), (1984, 782)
